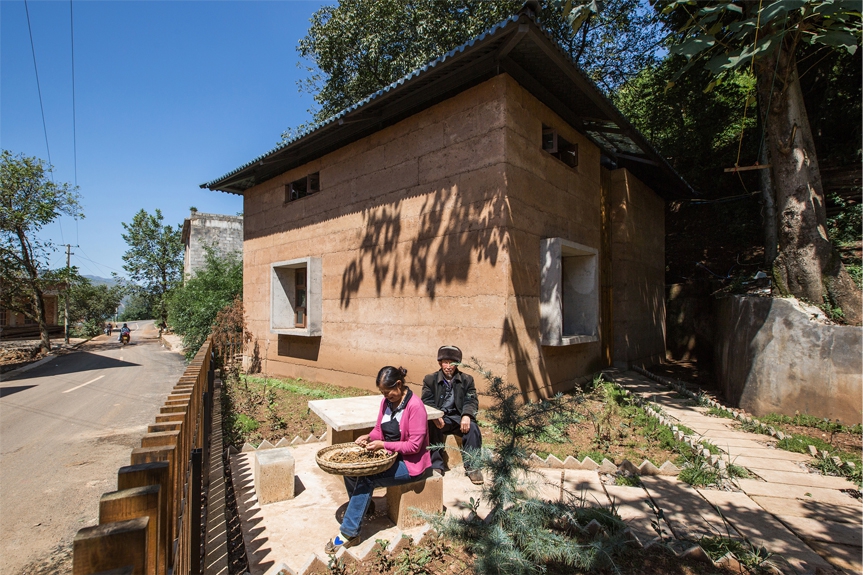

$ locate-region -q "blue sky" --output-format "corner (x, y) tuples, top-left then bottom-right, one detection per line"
(2, 0), (326, 278)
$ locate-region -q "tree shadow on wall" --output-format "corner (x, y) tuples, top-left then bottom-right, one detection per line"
(340, 184), (507, 308)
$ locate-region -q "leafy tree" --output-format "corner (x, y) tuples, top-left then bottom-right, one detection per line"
(614, 61), (759, 196)
(63, 273), (124, 337)
(0, 150), (83, 352)
(653, 0), (862, 323)
(167, 247), (242, 359)
(119, 289), (155, 322)
(291, 0), (665, 132)
(121, 209), (183, 328)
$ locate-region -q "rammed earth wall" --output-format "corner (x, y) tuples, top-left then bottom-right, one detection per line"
(242, 74), (666, 403)
(713, 295), (863, 424)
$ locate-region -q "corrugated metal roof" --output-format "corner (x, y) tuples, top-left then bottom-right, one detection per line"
(201, 9), (693, 198)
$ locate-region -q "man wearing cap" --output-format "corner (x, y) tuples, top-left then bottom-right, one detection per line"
(421, 345), (484, 484)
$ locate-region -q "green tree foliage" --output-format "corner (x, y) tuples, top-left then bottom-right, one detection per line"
(119, 289), (155, 322)
(121, 209), (183, 327)
(613, 62), (758, 195)
(653, 0), (862, 322)
(167, 247), (242, 359)
(0, 150), (83, 352)
(291, 0), (665, 132)
(432, 363), (629, 574)
(63, 273), (124, 337)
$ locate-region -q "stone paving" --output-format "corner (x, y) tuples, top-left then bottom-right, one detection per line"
(612, 370), (862, 575)
(231, 370), (861, 575)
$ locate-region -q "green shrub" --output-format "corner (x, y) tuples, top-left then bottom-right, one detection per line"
(167, 246), (242, 359)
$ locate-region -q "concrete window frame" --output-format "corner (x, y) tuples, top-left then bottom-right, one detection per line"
(271, 257), (322, 336)
(540, 238), (599, 346)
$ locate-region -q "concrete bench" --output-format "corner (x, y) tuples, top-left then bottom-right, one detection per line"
(254, 448), (295, 505)
(308, 395), (444, 445)
(385, 475), (443, 529)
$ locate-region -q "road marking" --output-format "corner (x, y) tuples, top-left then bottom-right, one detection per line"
(62, 375), (104, 394)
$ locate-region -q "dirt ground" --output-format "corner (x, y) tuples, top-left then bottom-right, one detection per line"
(0, 339), (85, 374)
(222, 376), (373, 448)
(308, 535), (740, 575)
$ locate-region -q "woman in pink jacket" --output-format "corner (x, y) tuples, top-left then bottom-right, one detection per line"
(325, 366), (431, 553)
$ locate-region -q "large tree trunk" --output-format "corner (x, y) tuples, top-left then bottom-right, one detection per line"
(16, 227), (52, 353)
(756, 43), (862, 325)
(32, 285), (51, 354)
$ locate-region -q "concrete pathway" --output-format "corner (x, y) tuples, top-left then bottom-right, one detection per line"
(612, 370), (862, 575)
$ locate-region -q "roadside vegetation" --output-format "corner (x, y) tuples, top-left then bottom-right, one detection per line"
(167, 247), (242, 359)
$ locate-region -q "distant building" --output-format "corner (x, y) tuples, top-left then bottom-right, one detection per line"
(181, 211), (243, 281)
(0, 286), (62, 339)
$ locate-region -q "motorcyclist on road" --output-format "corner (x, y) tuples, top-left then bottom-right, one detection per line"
(119, 323), (131, 342)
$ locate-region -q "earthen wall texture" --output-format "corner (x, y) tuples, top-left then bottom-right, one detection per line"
(609, 169), (666, 367)
(243, 77), (512, 395)
(241, 73), (665, 402)
(500, 76), (605, 398)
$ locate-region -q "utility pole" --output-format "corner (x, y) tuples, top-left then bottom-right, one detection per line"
(65, 244), (73, 344)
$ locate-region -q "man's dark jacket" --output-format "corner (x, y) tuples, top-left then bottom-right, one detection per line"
(421, 370), (478, 420)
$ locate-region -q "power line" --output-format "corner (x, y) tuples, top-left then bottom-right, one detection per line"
(70, 0), (78, 187)
(23, 0), (53, 180)
(76, 248), (126, 275)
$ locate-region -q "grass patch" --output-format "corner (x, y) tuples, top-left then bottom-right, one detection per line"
(678, 459), (719, 487)
(677, 453), (748, 487)
(615, 474), (642, 487)
(706, 407), (735, 419)
(698, 534), (774, 573)
(759, 411), (862, 435)
(234, 413), (259, 435)
(241, 375), (346, 399)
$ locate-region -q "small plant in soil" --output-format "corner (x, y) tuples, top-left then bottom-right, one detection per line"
(697, 510), (777, 574)
(615, 473), (641, 487)
(429, 360), (630, 575)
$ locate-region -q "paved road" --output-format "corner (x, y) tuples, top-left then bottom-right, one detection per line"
(0, 321), (187, 574)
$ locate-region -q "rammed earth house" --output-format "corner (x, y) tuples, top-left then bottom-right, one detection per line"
(202, 6), (692, 402)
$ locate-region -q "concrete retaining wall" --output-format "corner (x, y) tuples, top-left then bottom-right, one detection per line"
(713, 295), (862, 424)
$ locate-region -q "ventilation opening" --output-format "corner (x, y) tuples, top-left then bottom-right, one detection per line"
(542, 125), (578, 168)
(285, 172), (320, 202)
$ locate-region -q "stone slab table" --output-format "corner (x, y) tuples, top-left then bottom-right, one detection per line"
(309, 395), (444, 445)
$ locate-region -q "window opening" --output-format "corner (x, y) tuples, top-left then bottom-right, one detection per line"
(542, 125), (578, 168)
(286, 172), (320, 202)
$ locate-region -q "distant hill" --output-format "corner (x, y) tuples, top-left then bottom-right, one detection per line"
(83, 275), (119, 286)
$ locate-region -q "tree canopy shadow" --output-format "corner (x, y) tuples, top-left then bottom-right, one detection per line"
(340, 183), (507, 308)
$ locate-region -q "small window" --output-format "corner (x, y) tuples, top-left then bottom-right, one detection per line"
(271, 257), (321, 336)
(285, 172), (320, 203)
(542, 125), (578, 168)
(0, 308), (6, 326)
(540, 238), (598, 346)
